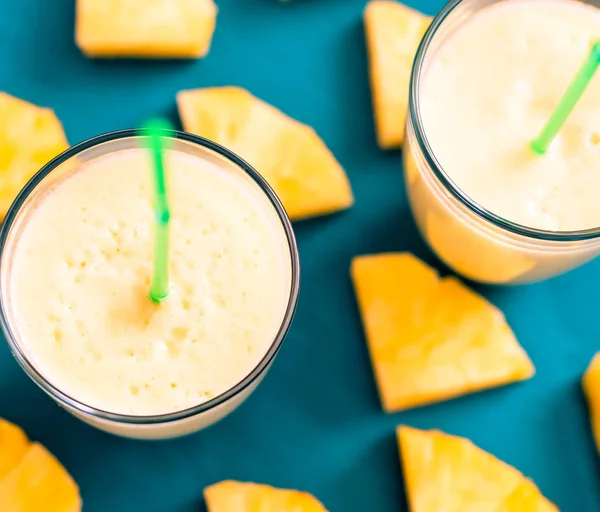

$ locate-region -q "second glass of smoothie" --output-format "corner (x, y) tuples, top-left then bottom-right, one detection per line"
(0, 130), (300, 440)
(404, 0), (600, 284)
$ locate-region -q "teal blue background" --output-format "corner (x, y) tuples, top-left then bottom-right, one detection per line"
(1, 0), (599, 510)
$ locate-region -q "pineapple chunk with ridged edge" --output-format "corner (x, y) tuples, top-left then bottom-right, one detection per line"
(205, 480), (328, 511)
(177, 86), (353, 221)
(398, 426), (558, 512)
(365, 1), (431, 148)
(0, 443), (81, 512)
(583, 352), (600, 452)
(351, 253), (534, 412)
(0, 93), (68, 220)
(76, 0), (217, 58)
(0, 419), (29, 481)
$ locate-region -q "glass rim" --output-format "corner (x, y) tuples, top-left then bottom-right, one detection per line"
(0, 128), (301, 425)
(409, 0), (600, 243)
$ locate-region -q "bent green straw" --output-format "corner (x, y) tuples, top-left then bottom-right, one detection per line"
(531, 41), (600, 154)
(142, 119), (173, 303)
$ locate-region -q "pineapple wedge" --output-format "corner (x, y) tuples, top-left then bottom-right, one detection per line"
(0, 443), (81, 512)
(364, 1), (431, 148)
(205, 480), (328, 511)
(398, 426), (558, 511)
(0, 93), (68, 220)
(177, 86), (353, 221)
(351, 253), (534, 412)
(0, 419), (29, 481)
(583, 352), (600, 452)
(76, 0), (217, 58)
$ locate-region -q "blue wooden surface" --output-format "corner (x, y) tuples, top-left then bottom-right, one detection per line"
(0, 0), (599, 510)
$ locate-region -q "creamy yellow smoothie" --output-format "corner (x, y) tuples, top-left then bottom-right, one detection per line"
(405, 0), (600, 283)
(2, 140), (294, 437)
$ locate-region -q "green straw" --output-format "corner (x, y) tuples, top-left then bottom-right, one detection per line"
(531, 41), (600, 154)
(142, 119), (173, 303)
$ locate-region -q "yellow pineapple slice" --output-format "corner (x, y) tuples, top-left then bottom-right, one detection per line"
(397, 426), (557, 512)
(364, 1), (431, 148)
(0, 419), (29, 481)
(397, 426), (558, 512)
(350, 253), (534, 412)
(177, 86), (353, 220)
(0, 93), (68, 220)
(583, 352), (600, 451)
(76, 0), (218, 58)
(204, 480), (328, 511)
(0, 443), (81, 511)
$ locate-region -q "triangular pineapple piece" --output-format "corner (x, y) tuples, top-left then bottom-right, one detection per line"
(583, 353), (600, 452)
(76, 0), (217, 58)
(364, 1), (431, 148)
(177, 86), (353, 220)
(0, 419), (29, 481)
(0, 443), (81, 511)
(397, 426), (558, 512)
(204, 480), (328, 511)
(0, 93), (68, 220)
(351, 253), (534, 412)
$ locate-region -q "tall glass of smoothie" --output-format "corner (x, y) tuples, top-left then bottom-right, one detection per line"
(0, 130), (299, 440)
(404, 0), (600, 284)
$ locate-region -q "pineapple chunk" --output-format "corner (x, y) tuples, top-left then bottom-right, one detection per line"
(76, 0), (218, 58)
(0, 419), (29, 481)
(205, 480), (328, 511)
(364, 1), (431, 148)
(583, 353), (600, 451)
(351, 253), (534, 412)
(398, 426), (558, 511)
(177, 86), (353, 220)
(0, 93), (68, 220)
(0, 443), (81, 512)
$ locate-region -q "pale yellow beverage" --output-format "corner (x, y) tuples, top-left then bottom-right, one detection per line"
(0, 133), (298, 439)
(405, 0), (600, 284)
